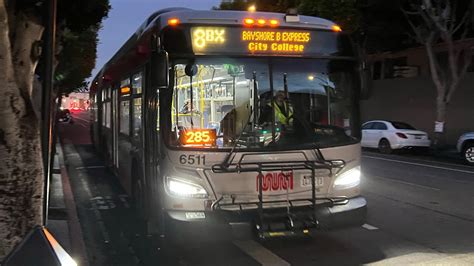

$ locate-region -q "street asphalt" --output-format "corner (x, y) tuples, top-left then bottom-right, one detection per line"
(59, 111), (474, 265)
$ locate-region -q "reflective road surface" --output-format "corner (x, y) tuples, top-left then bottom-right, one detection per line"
(58, 111), (474, 265)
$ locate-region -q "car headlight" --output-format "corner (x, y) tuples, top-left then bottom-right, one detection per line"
(166, 176), (208, 198)
(333, 166), (361, 190)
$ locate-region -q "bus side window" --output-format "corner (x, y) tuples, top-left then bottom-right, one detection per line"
(131, 72), (143, 141)
(120, 100), (130, 135)
(120, 78), (131, 136)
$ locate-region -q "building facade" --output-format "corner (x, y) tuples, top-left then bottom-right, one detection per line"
(361, 39), (474, 146)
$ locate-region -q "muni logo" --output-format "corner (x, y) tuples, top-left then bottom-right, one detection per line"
(256, 172), (294, 191)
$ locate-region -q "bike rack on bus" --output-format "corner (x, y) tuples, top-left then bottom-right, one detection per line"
(211, 150), (346, 237)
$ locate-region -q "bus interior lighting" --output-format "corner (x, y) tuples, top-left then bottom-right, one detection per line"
(168, 18), (180, 26)
(120, 86), (131, 94)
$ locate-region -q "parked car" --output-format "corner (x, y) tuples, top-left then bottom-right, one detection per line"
(456, 132), (474, 165)
(361, 120), (431, 154)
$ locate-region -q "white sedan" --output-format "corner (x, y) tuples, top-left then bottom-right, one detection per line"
(361, 120), (431, 153)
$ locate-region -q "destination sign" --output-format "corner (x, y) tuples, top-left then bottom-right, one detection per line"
(190, 27), (347, 56)
(179, 128), (217, 147)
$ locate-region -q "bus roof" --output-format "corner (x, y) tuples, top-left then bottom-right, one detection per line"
(145, 8), (338, 32)
(91, 8), (340, 90)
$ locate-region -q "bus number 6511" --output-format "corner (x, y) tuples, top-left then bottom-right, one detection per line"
(179, 154), (206, 165)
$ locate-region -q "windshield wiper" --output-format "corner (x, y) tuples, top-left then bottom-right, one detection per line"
(252, 71), (259, 129)
(269, 63), (276, 144)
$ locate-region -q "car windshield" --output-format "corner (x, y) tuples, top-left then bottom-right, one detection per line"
(167, 57), (358, 150)
(391, 121), (416, 130)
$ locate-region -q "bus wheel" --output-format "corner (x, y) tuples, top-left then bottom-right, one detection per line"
(378, 139), (392, 154)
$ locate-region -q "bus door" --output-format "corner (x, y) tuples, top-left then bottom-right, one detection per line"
(112, 88), (119, 169)
(143, 77), (161, 224)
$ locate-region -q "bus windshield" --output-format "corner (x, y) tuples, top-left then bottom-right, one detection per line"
(168, 57), (358, 150)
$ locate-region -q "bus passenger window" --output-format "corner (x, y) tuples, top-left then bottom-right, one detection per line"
(120, 100), (130, 135)
(132, 73), (142, 94)
(132, 72), (143, 139)
(105, 102), (111, 128)
(133, 98), (142, 138)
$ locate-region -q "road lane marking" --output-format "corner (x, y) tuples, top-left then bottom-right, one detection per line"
(234, 240), (290, 266)
(363, 155), (474, 174)
(361, 223), (379, 230)
(90, 200), (111, 243)
(365, 152), (474, 169)
(370, 175), (441, 191)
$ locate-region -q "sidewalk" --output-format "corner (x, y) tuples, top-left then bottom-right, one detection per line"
(47, 143), (88, 266)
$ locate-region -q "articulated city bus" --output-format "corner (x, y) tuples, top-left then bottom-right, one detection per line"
(90, 8), (367, 241)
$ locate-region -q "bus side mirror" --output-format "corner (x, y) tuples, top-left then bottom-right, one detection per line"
(151, 51), (169, 89)
(359, 62), (372, 100)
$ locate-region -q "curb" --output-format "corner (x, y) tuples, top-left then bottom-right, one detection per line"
(57, 143), (90, 266)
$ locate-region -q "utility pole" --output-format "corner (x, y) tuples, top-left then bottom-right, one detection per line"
(41, 0), (57, 226)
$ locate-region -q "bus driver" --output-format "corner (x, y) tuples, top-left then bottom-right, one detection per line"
(259, 90), (294, 129)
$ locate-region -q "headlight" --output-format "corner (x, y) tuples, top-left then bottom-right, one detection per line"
(166, 176), (208, 198)
(333, 166), (361, 190)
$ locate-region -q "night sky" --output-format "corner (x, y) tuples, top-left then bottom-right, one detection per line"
(91, 0), (222, 80)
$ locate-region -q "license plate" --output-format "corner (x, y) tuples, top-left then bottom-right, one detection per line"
(415, 136), (422, 139)
(301, 175), (324, 187)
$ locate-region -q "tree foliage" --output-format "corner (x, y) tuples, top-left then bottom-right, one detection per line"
(55, 26), (101, 93)
(55, 0), (109, 93)
(299, 0), (360, 33)
(216, 0), (301, 12)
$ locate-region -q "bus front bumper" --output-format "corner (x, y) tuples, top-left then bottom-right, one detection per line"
(164, 196), (367, 234)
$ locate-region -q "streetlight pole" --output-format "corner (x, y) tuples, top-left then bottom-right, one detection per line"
(41, 0), (57, 226)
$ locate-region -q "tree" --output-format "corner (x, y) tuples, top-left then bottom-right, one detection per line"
(215, 0), (301, 12)
(401, 0), (474, 146)
(55, 26), (102, 94)
(0, 0), (109, 257)
(299, 0), (360, 32)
